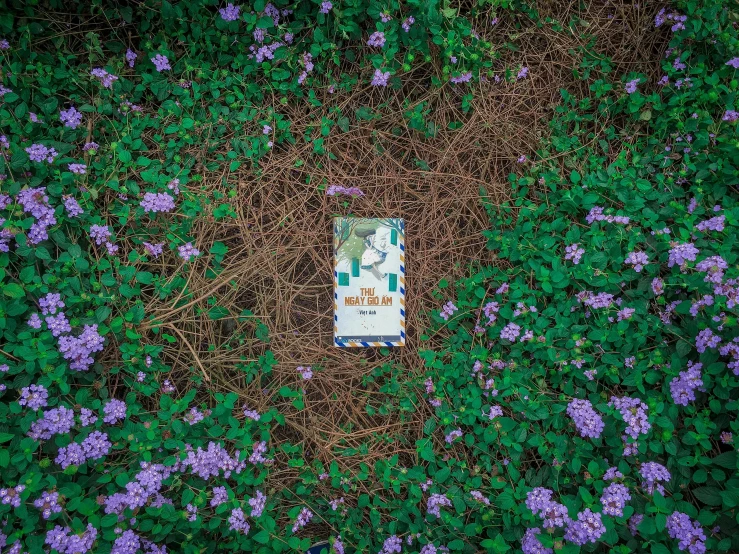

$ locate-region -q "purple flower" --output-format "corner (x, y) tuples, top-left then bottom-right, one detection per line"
(380, 535), (402, 554)
(112, 530), (140, 554)
(445, 428), (462, 444)
(64, 196), (84, 217)
(696, 328), (720, 353)
(297, 365), (313, 380)
(39, 292), (64, 315)
(652, 278), (664, 296)
(249, 490), (266, 517)
(668, 242), (699, 267)
(486, 405), (503, 419)
(28, 313), (42, 329)
(450, 72), (473, 84)
(564, 509), (606, 545)
(427, 493), (451, 518)
(89, 225), (112, 245)
(372, 69), (391, 87)
(727, 57), (739, 69)
(80, 407), (97, 426)
(178, 242), (200, 261)
(319, 1), (332, 14)
(617, 307), (635, 321)
(564, 243), (584, 264)
(19, 383), (49, 411)
(669, 361), (703, 406)
(27, 406), (75, 439)
(500, 322), (521, 341)
(243, 406), (260, 421)
(603, 467), (623, 481)
(640, 461), (670, 494)
(46, 312), (72, 337)
(126, 49), (137, 67)
(210, 486), (228, 507)
(624, 251), (648, 272)
(610, 396), (650, 438)
(666, 511), (706, 554)
(696, 255), (727, 284)
(723, 110), (739, 122)
(26, 144), (58, 163)
(141, 192), (176, 213)
(521, 528), (552, 554)
(143, 242), (164, 258)
(184, 406), (205, 425)
(624, 79), (640, 94)
(34, 491), (62, 519)
(566, 398), (604, 439)
(695, 215), (725, 233)
(367, 31), (386, 47)
(45, 524), (97, 554)
(629, 514), (644, 536)
(90, 68), (118, 88)
(0, 84), (12, 97)
(83, 141), (99, 153)
(60, 107), (83, 129)
(292, 507), (313, 532)
(440, 300), (458, 320)
(68, 163), (87, 174)
(402, 16), (415, 32)
(103, 399), (127, 424)
(600, 483), (631, 517)
(151, 54), (171, 72)
(0, 39), (9, 50)
(326, 185), (364, 197)
(220, 3), (241, 21)
(0, 484), (26, 508)
(517, 66), (529, 79)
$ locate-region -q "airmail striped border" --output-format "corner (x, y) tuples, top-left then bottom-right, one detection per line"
(334, 218), (405, 348)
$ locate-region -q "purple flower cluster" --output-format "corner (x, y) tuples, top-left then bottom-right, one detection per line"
(0, 484), (25, 507)
(724, 110), (739, 122)
(326, 184), (364, 197)
(367, 31), (386, 47)
(668, 242), (699, 268)
(83, 141), (99, 153)
(28, 405), (75, 439)
(18, 187), (57, 244)
(68, 163), (87, 174)
(521, 528), (552, 554)
(228, 507), (250, 534)
(181, 441), (247, 479)
(402, 16), (415, 32)
(603, 467), (624, 481)
(483, 301), (499, 324)
(566, 398), (604, 439)
(486, 405), (503, 419)
(580, 291), (614, 309)
(564, 509), (606, 545)
(525, 488), (569, 529)
(90, 68), (118, 88)
(80, 407), (97, 426)
(60, 107), (83, 129)
(143, 242), (164, 258)
(445, 428), (462, 444)
(219, 3), (241, 21)
(184, 407), (205, 425)
(695, 214), (725, 233)
(450, 72), (473, 84)
(34, 491), (63, 519)
(655, 9), (687, 31)
(19, 383), (48, 411)
(500, 322), (521, 341)
(292, 507), (313, 532)
(64, 196), (84, 217)
(440, 301), (458, 320)
(141, 192), (176, 213)
(126, 49), (137, 67)
(319, 1), (332, 14)
(45, 524), (98, 554)
(669, 361), (703, 406)
(55, 431), (112, 468)
(151, 54), (171, 72)
(249, 489), (266, 517)
(297, 365), (313, 380)
(695, 328), (720, 353)
(104, 462), (173, 514)
(103, 399), (127, 424)
(380, 535), (402, 554)
(178, 242), (200, 261)
(58, 324), (105, 371)
(640, 461), (670, 495)
(564, 243), (584, 264)
(585, 206), (629, 225)
(695, 255), (727, 284)
(427, 493), (452, 518)
(629, 514), (644, 536)
(600, 483), (631, 516)
(26, 143), (58, 163)
(243, 405), (260, 421)
(470, 490), (490, 505)
(372, 69), (391, 87)
(210, 486), (228, 507)
(666, 511), (706, 554)
(609, 396), (650, 439)
(297, 52), (314, 84)
(624, 79), (640, 94)
(624, 251), (649, 272)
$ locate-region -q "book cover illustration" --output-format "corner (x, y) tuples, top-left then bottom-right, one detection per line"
(333, 217), (405, 347)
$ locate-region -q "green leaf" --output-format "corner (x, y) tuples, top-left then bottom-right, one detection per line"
(2, 283), (24, 299)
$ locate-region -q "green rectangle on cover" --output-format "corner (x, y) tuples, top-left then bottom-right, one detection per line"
(390, 229), (398, 245)
(338, 272), (350, 286)
(351, 258), (360, 277)
(388, 273), (397, 292)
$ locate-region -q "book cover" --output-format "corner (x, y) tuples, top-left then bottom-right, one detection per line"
(333, 217), (405, 347)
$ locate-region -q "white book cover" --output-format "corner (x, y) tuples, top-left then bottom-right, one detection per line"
(333, 217), (405, 347)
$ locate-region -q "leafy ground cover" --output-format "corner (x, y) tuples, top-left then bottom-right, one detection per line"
(0, 0), (738, 553)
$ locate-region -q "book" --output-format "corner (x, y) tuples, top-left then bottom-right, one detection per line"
(333, 217), (405, 347)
